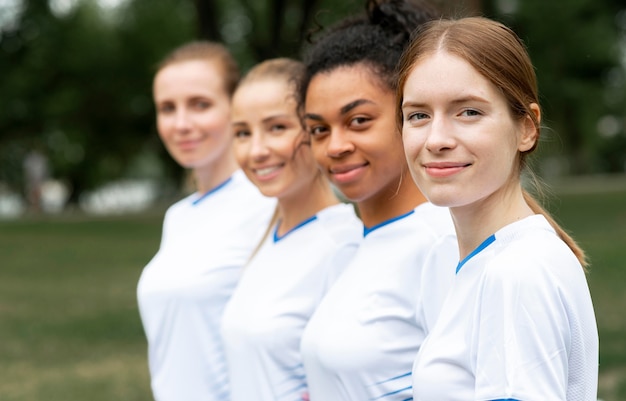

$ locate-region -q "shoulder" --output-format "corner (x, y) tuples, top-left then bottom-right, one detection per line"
(394, 202), (455, 244)
(225, 170), (264, 196)
(413, 202), (455, 234)
(164, 192), (196, 214)
(218, 170), (275, 211)
(485, 215), (583, 288)
(315, 203), (363, 246)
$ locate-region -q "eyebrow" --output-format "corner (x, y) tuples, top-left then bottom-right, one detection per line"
(402, 95), (490, 109)
(231, 114), (293, 126)
(340, 99), (374, 115)
(262, 114), (292, 124)
(304, 98), (376, 121)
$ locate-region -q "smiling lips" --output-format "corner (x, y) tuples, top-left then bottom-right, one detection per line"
(176, 139), (202, 151)
(329, 162), (368, 184)
(423, 161), (470, 178)
(252, 164), (283, 181)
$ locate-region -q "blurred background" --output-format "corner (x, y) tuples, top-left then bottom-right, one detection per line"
(1, 0), (625, 400)
(0, 0), (625, 215)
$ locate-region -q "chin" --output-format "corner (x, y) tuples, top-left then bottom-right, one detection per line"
(256, 184), (283, 199)
(425, 193), (463, 208)
(333, 186), (368, 204)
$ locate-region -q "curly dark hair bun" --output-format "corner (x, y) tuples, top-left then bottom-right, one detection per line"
(298, 0), (439, 108)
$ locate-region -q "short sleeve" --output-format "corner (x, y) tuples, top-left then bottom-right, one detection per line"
(473, 257), (569, 401)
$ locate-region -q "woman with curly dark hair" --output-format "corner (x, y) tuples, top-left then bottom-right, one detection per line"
(297, 1), (457, 399)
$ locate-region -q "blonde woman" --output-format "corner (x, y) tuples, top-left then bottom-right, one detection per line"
(220, 58), (362, 401)
(137, 41), (275, 401)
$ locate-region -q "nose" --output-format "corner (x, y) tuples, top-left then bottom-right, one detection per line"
(174, 109), (192, 132)
(249, 132), (270, 161)
(325, 128), (354, 158)
(424, 116), (456, 153)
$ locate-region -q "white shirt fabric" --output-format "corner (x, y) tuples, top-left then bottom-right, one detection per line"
(412, 215), (599, 401)
(221, 203), (362, 401)
(137, 170), (275, 401)
(300, 202), (457, 401)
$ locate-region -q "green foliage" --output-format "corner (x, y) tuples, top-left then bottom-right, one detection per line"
(493, 0), (626, 174)
(0, 0), (624, 204)
(0, 0), (196, 200)
(208, 0), (362, 71)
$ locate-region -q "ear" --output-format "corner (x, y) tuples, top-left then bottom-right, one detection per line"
(518, 103), (540, 152)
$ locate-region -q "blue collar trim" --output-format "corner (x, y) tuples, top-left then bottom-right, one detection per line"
(363, 210), (415, 237)
(456, 234), (495, 274)
(191, 176), (233, 205)
(273, 215), (318, 242)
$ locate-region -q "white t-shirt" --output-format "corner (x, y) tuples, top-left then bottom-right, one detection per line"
(300, 202), (456, 401)
(412, 215), (599, 401)
(137, 170), (275, 401)
(221, 203), (362, 401)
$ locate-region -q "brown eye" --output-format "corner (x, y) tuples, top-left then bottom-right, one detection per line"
(191, 99), (211, 110)
(234, 129), (250, 139)
(269, 124), (287, 132)
(350, 116), (369, 126)
(157, 103), (175, 114)
(308, 125), (328, 137)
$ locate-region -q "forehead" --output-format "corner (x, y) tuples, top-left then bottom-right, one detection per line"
(154, 60), (226, 98)
(232, 79), (295, 114)
(403, 51), (497, 101)
(234, 78), (290, 102)
(305, 65), (392, 112)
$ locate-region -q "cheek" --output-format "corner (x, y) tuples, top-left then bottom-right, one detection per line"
(310, 140), (328, 165)
(401, 131), (416, 159)
(294, 146), (318, 172)
(232, 142), (248, 167)
(200, 108), (231, 131)
(156, 117), (172, 140)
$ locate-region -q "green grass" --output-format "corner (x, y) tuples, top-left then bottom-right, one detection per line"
(0, 211), (164, 401)
(546, 186), (626, 400)
(0, 186), (624, 401)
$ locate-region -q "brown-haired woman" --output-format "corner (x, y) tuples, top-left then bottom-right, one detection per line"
(398, 17), (598, 401)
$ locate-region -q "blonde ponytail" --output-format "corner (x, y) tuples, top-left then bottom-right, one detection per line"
(247, 206), (280, 263)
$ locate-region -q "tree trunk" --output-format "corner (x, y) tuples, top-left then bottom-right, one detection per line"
(195, 0), (222, 41)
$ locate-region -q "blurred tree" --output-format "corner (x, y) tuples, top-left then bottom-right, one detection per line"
(192, 0), (362, 70)
(0, 0), (196, 202)
(0, 0), (624, 208)
(489, 0), (626, 175)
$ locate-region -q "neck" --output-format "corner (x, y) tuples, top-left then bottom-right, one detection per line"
(358, 170), (427, 228)
(276, 177), (339, 236)
(451, 182), (533, 259)
(193, 152), (239, 194)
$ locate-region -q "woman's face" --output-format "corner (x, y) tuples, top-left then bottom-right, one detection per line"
(303, 65), (406, 205)
(400, 51), (537, 210)
(232, 79), (317, 200)
(153, 60), (232, 169)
